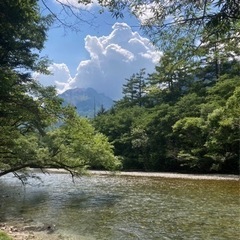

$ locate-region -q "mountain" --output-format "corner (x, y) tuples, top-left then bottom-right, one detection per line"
(59, 88), (114, 118)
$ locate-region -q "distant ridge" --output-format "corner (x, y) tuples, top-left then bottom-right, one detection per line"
(59, 88), (114, 118)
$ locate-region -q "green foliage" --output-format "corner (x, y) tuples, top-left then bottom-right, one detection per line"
(46, 110), (121, 172)
(99, 0), (240, 48)
(2, 0), (238, 176)
(203, 84), (240, 172)
(0, 0), (52, 72)
(0, 231), (12, 240)
(93, 106), (149, 169)
(92, 0), (240, 174)
(94, 58), (239, 174)
(0, 102), (121, 177)
(121, 68), (147, 107)
(0, 0), (120, 178)
(147, 35), (196, 103)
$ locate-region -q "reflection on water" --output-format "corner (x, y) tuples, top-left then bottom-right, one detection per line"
(0, 173), (239, 239)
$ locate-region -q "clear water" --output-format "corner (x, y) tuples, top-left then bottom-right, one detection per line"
(0, 173), (239, 240)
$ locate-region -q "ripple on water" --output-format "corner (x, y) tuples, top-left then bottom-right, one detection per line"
(0, 173), (239, 240)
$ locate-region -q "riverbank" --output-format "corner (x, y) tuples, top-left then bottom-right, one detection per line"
(44, 168), (239, 181)
(0, 222), (64, 240)
(0, 223), (35, 240)
(89, 170), (240, 181)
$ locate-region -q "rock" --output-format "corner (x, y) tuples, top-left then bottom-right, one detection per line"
(22, 223), (45, 232)
(22, 223), (56, 233)
(23, 219), (34, 224)
(46, 224), (56, 234)
(0, 223), (6, 228)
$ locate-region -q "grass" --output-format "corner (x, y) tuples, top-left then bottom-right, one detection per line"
(0, 231), (12, 240)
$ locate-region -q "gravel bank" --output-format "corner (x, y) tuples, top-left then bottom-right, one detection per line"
(32, 168), (239, 181)
(90, 170), (240, 181)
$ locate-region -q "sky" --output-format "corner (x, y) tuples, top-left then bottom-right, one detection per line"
(35, 0), (162, 100)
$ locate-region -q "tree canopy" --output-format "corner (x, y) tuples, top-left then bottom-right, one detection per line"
(49, 0), (239, 46)
(92, 0), (240, 173)
(93, 63), (240, 174)
(1, 0), (239, 178)
(99, 0), (240, 39)
(0, 0), (120, 180)
(43, 0), (240, 174)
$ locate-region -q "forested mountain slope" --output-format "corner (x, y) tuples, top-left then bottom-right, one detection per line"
(59, 88), (114, 118)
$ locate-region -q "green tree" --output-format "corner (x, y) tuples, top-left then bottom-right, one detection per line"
(120, 69), (147, 107)
(46, 0), (240, 174)
(172, 117), (209, 172)
(204, 83), (240, 173)
(0, 108), (121, 177)
(93, 106), (147, 169)
(130, 127), (149, 169)
(44, 110), (121, 172)
(0, 0), (51, 71)
(0, 0), (56, 177)
(0, 0), (120, 178)
(0, 0), (53, 138)
(147, 35), (196, 104)
(171, 76), (240, 173)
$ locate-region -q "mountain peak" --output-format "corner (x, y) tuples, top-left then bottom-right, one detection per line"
(59, 88), (113, 118)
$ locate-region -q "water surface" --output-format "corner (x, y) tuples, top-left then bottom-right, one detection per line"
(0, 173), (239, 239)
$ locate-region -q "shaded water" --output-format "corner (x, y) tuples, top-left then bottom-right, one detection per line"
(0, 173), (239, 239)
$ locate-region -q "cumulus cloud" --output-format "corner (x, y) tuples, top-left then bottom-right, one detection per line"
(34, 63), (73, 93)
(37, 22), (161, 99)
(67, 22), (161, 99)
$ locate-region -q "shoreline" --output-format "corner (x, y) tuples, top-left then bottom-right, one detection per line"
(43, 169), (240, 181)
(0, 222), (72, 240)
(90, 170), (240, 181)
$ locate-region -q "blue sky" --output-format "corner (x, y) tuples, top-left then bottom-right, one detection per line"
(36, 0), (161, 100)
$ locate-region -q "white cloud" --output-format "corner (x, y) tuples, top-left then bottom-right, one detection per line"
(68, 22), (161, 99)
(55, 0), (99, 10)
(37, 22), (161, 99)
(34, 63), (73, 93)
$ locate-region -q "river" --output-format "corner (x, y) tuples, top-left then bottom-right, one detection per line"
(0, 172), (239, 239)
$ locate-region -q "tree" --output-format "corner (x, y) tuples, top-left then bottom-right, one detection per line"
(41, 0), (240, 174)
(203, 79), (240, 173)
(147, 34), (197, 104)
(171, 76), (240, 173)
(172, 117), (209, 172)
(98, 0), (240, 43)
(43, 110), (121, 173)
(0, 108), (121, 178)
(130, 127), (150, 170)
(0, 0), (53, 134)
(0, 0), (56, 178)
(0, 0), (120, 179)
(97, 104), (107, 116)
(121, 69), (147, 107)
(0, 0), (51, 71)
(93, 106), (148, 169)
(42, 1), (239, 42)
